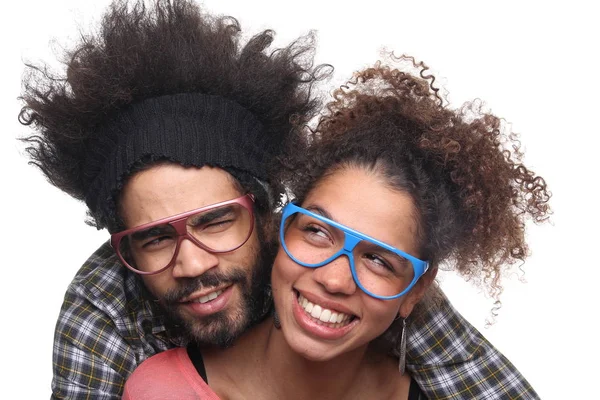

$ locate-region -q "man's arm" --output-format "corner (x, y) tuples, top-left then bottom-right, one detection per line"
(51, 242), (170, 399)
(52, 289), (133, 399)
(406, 289), (539, 400)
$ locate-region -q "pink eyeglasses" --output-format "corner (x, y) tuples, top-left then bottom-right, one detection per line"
(110, 194), (255, 275)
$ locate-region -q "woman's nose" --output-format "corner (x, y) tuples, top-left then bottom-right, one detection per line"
(312, 253), (357, 295)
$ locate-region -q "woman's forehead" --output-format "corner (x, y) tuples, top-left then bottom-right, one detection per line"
(302, 166), (419, 254)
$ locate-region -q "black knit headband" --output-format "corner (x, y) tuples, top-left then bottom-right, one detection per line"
(83, 93), (270, 231)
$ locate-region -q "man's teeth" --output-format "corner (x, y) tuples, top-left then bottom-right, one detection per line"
(298, 294), (352, 325)
(193, 289), (224, 304)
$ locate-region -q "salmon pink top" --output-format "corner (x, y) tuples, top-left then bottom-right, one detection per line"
(123, 347), (220, 400)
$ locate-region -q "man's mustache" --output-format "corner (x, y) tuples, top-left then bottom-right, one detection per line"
(162, 269), (248, 305)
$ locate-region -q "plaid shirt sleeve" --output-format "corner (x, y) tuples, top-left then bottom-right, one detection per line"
(53, 244), (538, 399)
(406, 291), (539, 400)
(51, 242), (171, 399)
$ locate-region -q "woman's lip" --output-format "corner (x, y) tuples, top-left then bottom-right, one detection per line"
(294, 289), (357, 317)
(292, 291), (359, 340)
(180, 285), (234, 318)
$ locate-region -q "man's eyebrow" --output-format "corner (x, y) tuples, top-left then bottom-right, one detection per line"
(189, 205), (235, 225)
(130, 225), (173, 241)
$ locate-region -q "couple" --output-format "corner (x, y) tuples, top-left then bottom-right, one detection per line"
(21, 0), (549, 398)
(121, 59), (550, 399)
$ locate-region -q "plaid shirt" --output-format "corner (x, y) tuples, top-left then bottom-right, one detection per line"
(52, 242), (539, 399)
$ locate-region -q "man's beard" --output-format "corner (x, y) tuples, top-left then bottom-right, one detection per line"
(158, 249), (272, 348)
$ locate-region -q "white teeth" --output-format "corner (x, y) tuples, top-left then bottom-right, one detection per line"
(194, 289), (223, 304)
(198, 295), (210, 303)
(320, 309), (331, 323)
(305, 302), (314, 313)
(311, 305), (322, 319)
(297, 294), (352, 327)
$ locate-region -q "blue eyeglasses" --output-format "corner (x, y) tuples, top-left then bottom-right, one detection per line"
(279, 203), (429, 300)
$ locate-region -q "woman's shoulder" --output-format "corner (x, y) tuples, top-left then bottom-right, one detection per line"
(123, 347), (219, 400)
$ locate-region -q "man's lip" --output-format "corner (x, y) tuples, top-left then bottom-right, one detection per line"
(181, 286), (234, 318)
(294, 289), (357, 318)
(179, 284), (232, 303)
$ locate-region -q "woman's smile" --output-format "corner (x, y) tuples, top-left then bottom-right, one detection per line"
(291, 289), (360, 340)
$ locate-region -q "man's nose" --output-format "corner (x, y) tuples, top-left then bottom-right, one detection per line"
(171, 237), (220, 279)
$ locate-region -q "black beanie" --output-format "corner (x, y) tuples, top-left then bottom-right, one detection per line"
(83, 93), (271, 231)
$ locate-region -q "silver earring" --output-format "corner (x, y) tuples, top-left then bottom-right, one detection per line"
(398, 317), (407, 375)
(273, 308), (281, 329)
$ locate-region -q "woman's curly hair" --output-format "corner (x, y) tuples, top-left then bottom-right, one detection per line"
(20, 0), (329, 229)
(276, 56), (551, 300)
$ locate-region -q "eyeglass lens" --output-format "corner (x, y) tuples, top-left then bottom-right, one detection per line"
(284, 212), (415, 297)
(118, 203), (252, 273)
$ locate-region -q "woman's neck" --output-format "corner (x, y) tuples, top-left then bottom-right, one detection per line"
(264, 321), (369, 399)
(204, 317), (406, 400)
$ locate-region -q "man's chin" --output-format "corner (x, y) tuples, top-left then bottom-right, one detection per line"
(166, 307), (249, 348)
(149, 259), (271, 348)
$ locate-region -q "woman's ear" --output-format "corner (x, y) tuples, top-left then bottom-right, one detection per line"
(399, 266), (438, 318)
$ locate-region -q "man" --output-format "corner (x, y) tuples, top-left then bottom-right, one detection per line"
(21, 1), (539, 399)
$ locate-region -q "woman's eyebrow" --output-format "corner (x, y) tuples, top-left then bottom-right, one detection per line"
(304, 205), (334, 221)
(306, 205), (410, 258)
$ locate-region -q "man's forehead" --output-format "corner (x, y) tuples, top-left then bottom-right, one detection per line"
(119, 163), (245, 227)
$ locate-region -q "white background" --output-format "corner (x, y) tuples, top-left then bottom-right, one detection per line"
(1, 0), (598, 398)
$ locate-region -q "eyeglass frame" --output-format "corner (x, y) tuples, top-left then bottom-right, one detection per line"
(110, 193), (256, 275)
(279, 202), (429, 300)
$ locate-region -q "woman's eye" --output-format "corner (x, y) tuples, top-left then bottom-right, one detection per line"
(302, 224), (333, 243)
(305, 224), (329, 237)
(306, 225), (326, 236)
(364, 253), (393, 270)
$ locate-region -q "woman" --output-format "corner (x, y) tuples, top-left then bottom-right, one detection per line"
(123, 57), (550, 399)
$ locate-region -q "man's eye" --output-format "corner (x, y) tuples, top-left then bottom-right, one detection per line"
(195, 218), (235, 231)
(142, 235), (173, 249)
